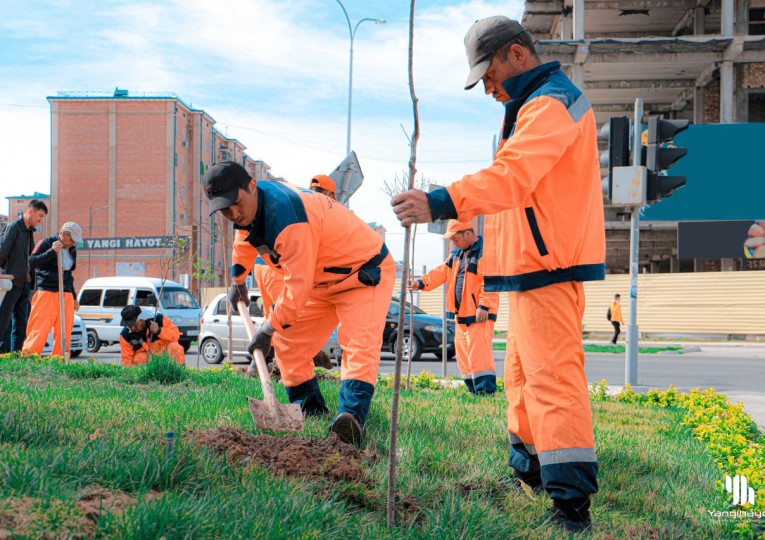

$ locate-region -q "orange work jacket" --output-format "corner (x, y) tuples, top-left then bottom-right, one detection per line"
(416, 236), (499, 325)
(426, 61), (606, 292)
(231, 181), (389, 332)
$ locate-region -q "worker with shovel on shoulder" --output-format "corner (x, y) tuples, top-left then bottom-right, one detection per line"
(203, 161), (394, 446)
(22, 222), (82, 357)
(118, 305), (185, 366)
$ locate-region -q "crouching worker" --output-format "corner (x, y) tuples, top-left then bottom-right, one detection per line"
(119, 305), (185, 366)
(204, 161), (395, 445)
(408, 220), (498, 394)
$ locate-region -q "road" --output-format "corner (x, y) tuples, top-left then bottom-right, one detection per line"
(88, 345), (764, 394)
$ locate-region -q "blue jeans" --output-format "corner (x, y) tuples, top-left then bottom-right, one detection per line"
(0, 283), (31, 353)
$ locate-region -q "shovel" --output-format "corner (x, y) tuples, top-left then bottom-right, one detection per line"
(56, 250), (70, 362)
(237, 301), (304, 432)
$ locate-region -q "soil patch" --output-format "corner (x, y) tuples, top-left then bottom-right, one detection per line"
(0, 487), (162, 539)
(189, 427), (365, 483)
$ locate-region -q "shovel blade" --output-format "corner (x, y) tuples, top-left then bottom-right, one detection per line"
(247, 396), (305, 432)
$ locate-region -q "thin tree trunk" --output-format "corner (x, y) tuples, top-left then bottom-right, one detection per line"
(388, 0), (419, 527)
(405, 224), (417, 390)
(220, 216), (233, 362)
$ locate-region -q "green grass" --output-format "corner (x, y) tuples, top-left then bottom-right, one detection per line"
(0, 354), (742, 539)
(491, 341), (683, 354)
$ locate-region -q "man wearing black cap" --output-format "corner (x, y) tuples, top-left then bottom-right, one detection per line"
(203, 161), (395, 446)
(118, 304), (185, 366)
(391, 16), (605, 533)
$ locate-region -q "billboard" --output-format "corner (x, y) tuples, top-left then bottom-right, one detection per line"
(640, 123), (765, 221)
(678, 220), (765, 259)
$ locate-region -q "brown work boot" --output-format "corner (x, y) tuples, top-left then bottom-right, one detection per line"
(329, 412), (363, 446)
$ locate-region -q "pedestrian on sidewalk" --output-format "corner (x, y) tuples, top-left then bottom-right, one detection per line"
(609, 293), (624, 345)
(0, 199), (48, 353)
(22, 222), (81, 357)
(408, 220), (499, 394)
(391, 16), (604, 533)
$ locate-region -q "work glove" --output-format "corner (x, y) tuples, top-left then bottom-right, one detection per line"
(228, 283), (249, 311)
(248, 320), (275, 357)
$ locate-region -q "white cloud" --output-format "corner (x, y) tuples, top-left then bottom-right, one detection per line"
(0, 0), (525, 269)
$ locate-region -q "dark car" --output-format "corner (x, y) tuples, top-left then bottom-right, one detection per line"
(381, 297), (455, 362)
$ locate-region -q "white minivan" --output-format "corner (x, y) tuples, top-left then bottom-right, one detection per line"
(77, 277), (201, 353)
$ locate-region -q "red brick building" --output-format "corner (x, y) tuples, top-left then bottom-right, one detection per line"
(5, 192), (53, 239)
(48, 89), (274, 296)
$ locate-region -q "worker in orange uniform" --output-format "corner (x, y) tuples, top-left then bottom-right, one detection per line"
(391, 16), (605, 532)
(608, 293), (624, 345)
(253, 174), (336, 316)
(118, 305), (185, 366)
(408, 220), (498, 394)
(22, 222), (82, 357)
(309, 174), (337, 200)
(204, 161), (394, 446)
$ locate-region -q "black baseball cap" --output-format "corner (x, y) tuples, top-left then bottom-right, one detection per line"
(202, 161), (252, 215)
(464, 16), (526, 90)
(120, 305), (142, 327)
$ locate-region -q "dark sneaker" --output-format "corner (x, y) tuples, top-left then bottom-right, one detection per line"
(329, 412), (363, 446)
(548, 508), (592, 533)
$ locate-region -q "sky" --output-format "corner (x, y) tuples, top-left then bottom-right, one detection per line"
(0, 0), (524, 270)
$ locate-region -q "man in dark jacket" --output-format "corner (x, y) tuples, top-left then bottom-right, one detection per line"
(0, 200), (48, 353)
(22, 222), (82, 357)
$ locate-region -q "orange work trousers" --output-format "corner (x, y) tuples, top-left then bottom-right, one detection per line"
(123, 341), (185, 367)
(454, 319), (496, 380)
(272, 255), (395, 387)
(504, 281), (597, 500)
(22, 290), (75, 357)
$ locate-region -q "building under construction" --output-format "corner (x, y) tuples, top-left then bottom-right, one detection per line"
(522, 0), (765, 273)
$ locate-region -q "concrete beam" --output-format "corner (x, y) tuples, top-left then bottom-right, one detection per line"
(573, 0), (585, 39)
(594, 103), (670, 113)
(672, 9), (695, 36)
(695, 62), (718, 86)
(585, 0), (693, 8)
(723, 37), (745, 61)
(671, 87), (695, 110)
(574, 43), (590, 63)
(585, 79), (694, 89)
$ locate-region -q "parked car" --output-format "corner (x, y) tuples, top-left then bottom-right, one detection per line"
(198, 291), (267, 364)
(42, 314), (86, 358)
(382, 297), (455, 362)
(199, 291), (339, 365)
(77, 277), (201, 353)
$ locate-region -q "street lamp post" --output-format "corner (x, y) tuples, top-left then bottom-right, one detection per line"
(334, 0), (385, 156)
(88, 203), (109, 278)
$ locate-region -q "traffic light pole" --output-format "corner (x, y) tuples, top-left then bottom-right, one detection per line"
(625, 98), (643, 386)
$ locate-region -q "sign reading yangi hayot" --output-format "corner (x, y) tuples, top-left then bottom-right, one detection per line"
(79, 236), (189, 251)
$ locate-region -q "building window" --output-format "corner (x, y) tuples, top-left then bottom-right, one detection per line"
(750, 8), (765, 35)
(749, 92), (765, 122)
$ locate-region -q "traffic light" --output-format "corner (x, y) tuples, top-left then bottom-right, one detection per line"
(645, 116), (689, 203)
(598, 116), (631, 202)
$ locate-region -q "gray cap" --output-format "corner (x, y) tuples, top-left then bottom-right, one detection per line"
(464, 16), (525, 90)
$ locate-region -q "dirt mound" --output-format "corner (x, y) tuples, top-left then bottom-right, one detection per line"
(0, 487), (161, 539)
(189, 427), (365, 482)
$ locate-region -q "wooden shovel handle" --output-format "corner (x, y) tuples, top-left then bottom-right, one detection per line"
(56, 250), (69, 362)
(237, 301), (277, 406)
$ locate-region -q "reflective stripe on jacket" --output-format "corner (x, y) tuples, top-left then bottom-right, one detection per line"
(417, 236), (499, 325)
(231, 181), (389, 332)
(426, 61), (606, 292)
